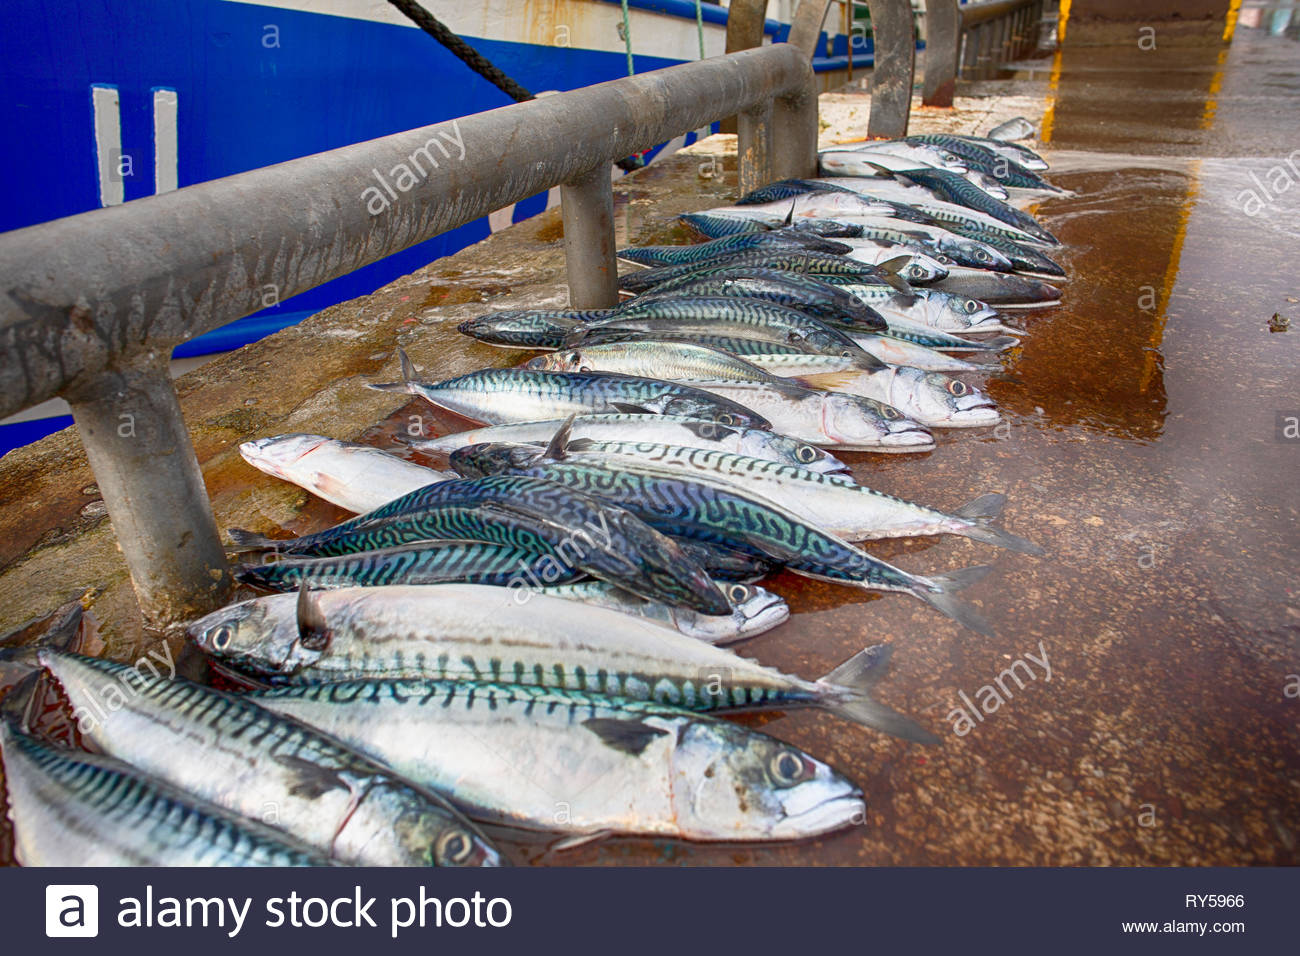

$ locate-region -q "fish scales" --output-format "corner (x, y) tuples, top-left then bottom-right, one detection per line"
(250, 678), (862, 840)
(0, 722), (333, 866)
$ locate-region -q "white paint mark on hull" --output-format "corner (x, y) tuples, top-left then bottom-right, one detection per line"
(153, 88), (179, 194)
(91, 84), (124, 206)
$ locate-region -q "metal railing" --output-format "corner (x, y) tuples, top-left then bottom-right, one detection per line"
(921, 0), (1046, 104)
(0, 1), (839, 629)
(958, 0), (1047, 78)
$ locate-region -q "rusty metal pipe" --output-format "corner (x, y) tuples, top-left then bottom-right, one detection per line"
(64, 359), (231, 629)
(561, 164), (619, 309)
(922, 0), (961, 107)
(865, 0), (917, 138)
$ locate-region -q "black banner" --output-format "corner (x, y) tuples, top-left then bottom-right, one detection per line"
(1, 867), (1291, 953)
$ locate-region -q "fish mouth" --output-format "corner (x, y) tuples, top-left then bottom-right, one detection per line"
(239, 435), (328, 476)
(939, 405), (1001, 428)
(770, 791), (866, 839)
(877, 418), (935, 451)
(732, 597), (791, 641)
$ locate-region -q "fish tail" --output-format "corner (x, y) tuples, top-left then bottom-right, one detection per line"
(0, 598), (86, 671)
(226, 528), (283, 552)
(367, 346), (420, 394)
(820, 645), (940, 744)
(951, 493), (1046, 556)
(914, 565), (995, 636)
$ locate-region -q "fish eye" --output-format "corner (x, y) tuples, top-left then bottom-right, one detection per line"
(717, 414), (736, 425)
(728, 584), (751, 603)
(769, 750), (808, 786)
(796, 445), (818, 463)
(947, 379), (968, 396)
(964, 300), (980, 313)
(436, 829), (475, 865)
(977, 251), (992, 262)
(210, 625), (233, 651)
(881, 405), (900, 420)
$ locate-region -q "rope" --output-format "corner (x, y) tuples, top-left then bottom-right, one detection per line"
(388, 0), (644, 171)
(696, 0), (706, 59)
(384, 0), (535, 102)
(620, 0), (635, 75)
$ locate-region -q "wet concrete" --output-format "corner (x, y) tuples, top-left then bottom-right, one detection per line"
(2, 24), (1298, 866)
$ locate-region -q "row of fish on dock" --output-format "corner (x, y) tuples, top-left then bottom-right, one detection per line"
(1, 128), (1064, 866)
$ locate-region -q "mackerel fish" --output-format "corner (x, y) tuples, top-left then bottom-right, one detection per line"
(250, 678), (862, 841)
(33, 651), (501, 866)
(189, 584), (938, 741)
(0, 720), (332, 867)
(450, 442), (993, 634)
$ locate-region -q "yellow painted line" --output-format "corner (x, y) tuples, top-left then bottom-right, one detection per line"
(1039, 1), (1070, 143)
(1140, 160), (1201, 393)
(1223, 0), (1243, 43)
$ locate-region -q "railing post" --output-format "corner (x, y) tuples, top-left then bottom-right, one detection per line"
(560, 163), (619, 309)
(762, 0), (829, 183)
(865, 0), (917, 138)
(722, 0), (771, 134)
(922, 0), (961, 107)
(64, 359), (231, 630)
(738, 99), (775, 196)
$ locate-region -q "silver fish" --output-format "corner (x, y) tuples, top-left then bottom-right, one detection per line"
(368, 348), (770, 430)
(241, 434), (449, 513)
(251, 679), (865, 842)
(542, 579), (789, 644)
(531, 341), (997, 429)
(188, 584), (939, 742)
(34, 650), (501, 867)
(526, 438), (1040, 553)
(0, 720), (333, 867)
(406, 414), (850, 475)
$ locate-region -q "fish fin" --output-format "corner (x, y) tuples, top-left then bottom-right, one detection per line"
(823, 644), (894, 692)
(582, 717), (672, 757)
(875, 255), (913, 277)
(794, 370), (867, 392)
(819, 648), (939, 744)
(548, 829), (615, 853)
(927, 565), (994, 591)
(272, 754), (350, 799)
(783, 200), (796, 226)
(226, 528), (282, 552)
(953, 492), (1006, 520)
(0, 598), (86, 659)
(0, 672), (44, 730)
(913, 565), (995, 636)
(311, 472), (357, 508)
(366, 347), (421, 394)
(879, 271), (916, 296)
(828, 696), (940, 744)
(295, 583), (332, 651)
(611, 402), (653, 415)
(861, 160), (899, 180)
(957, 523), (1047, 557)
(951, 496), (1045, 556)
(542, 415), (577, 462)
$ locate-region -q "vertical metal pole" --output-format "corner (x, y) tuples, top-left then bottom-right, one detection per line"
(64, 360), (231, 631)
(561, 163), (619, 309)
(771, 0), (831, 182)
(721, 0), (770, 133)
(865, 0), (916, 139)
(922, 0), (960, 107)
(738, 98), (775, 196)
(845, 1), (854, 83)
